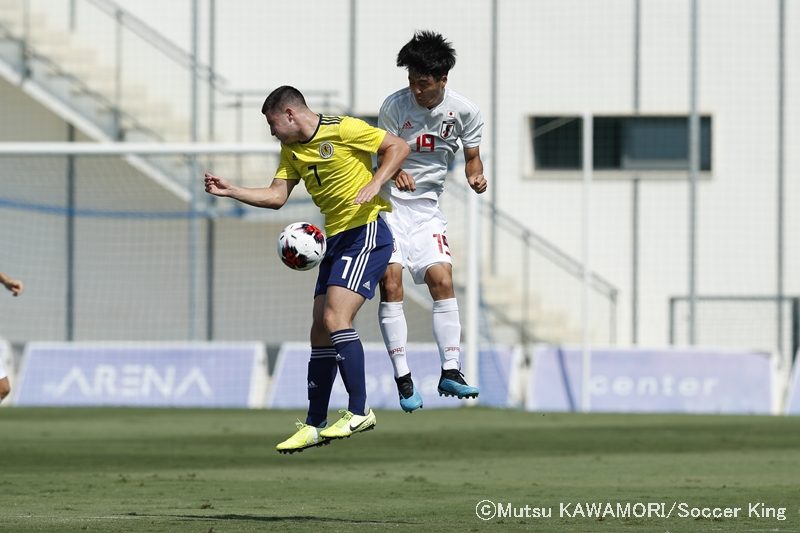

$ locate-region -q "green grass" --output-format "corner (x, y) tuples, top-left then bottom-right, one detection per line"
(0, 408), (799, 532)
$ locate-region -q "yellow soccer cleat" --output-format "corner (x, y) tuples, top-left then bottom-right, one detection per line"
(276, 420), (331, 454)
(318, 409), (376, 439)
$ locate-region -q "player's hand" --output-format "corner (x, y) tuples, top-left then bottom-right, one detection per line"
(3, 278), (22, 296)
(468, 173), (487, 194)
(393, 170), (416, 192)
(204, 172), (233, 197)
(354, 180), (381, 205)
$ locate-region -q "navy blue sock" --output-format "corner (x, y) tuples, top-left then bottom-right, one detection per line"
(306, 346), (338, 427)
(330, 329), (367, 415)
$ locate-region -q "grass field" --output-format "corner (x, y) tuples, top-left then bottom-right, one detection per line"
(1, 407), (798, 532)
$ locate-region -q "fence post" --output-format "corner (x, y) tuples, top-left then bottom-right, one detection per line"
(668, 297), (676, 345)
(792, 297), (799, 364)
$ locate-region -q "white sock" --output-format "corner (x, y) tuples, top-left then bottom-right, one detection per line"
(379, 301), (410, 378)
(433, 298), (461, 371)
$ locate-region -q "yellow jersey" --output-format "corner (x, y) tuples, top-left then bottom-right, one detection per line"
(274, 115), (392, 236)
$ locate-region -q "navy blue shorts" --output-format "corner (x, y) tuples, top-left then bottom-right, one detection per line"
(314, 217), (393, 300)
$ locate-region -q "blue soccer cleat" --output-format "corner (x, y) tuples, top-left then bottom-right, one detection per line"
(438, 369), (479, 399)
(395, 373), (423, 413)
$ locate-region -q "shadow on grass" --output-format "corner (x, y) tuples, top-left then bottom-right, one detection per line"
(128, 512), (416, 526)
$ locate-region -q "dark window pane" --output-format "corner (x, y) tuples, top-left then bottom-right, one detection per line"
(700, 117), (712, 171)
(593, 117), (622, 169)
(622, 116), (712, 170)
(623, 117), (687, 169)
(531, 115), (712, 173)
(532, 116), (581, 169)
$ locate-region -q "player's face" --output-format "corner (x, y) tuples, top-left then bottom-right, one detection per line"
(265, 111), (298, 143)
(408, 71), (447, 109)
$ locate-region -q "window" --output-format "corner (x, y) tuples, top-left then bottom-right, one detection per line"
(531, 115), (712, 173)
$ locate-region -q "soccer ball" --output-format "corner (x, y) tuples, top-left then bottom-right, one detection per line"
(277, 222), (326, 271)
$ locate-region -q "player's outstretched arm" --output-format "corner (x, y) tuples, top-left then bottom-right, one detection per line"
(464, 146), (487, 194)
(204, 172), (296, 209)
(354, 133), (410, 204)
(0, 272), (23, 296)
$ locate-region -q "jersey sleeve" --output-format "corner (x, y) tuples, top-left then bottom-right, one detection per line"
(378, 98), (400, 136)
(460, 108), (484, 148)
(340, 116), (387, 154)
(273, 145), (301, 181)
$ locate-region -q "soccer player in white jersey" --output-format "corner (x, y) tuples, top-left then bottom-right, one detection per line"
(0, 270), (23, 401)
(377, 31), (487, 411)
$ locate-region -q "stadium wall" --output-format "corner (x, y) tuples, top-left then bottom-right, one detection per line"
(1, 0), (798, 353)
(104, 0), (799, 349)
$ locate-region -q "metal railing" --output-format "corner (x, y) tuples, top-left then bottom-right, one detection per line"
(445, 174), (619, 346)
(77, 0), (343, 143)
(669, 295), (799, 363)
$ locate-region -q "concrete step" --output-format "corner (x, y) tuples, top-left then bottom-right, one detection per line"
(0, 11), (48, 38)
(35, 43), (98, 71)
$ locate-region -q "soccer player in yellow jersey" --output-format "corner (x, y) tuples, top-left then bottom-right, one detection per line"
(204, 86), (410, 453)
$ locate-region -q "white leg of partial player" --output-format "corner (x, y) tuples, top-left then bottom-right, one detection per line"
(433, 298), (462, 370)
(379, 301), (410, 378)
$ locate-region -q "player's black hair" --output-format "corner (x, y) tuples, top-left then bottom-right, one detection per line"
(262, 85), (307, 115)
(396, 30), (456, 79)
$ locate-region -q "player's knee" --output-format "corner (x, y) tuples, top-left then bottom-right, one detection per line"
(322, 309), (350, 334)
(309, 318), (328, 344)
(427, 273), (454, 299)
(379, 274), (404, 301)
(0, 378), (10, 400)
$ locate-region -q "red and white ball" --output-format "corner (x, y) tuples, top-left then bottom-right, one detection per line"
(277, 222), (326, 271)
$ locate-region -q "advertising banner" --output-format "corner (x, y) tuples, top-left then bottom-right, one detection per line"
(526, 346), (773, 414)
(784, 357), (800, 415)
(15, 342), (266, 408)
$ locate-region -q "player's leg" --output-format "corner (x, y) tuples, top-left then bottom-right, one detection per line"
(0, 376), (9, 401)
(306, 294), (339, 426)
(425, 262), (460, 370)
(380, 202), (423, 412)
(0, 357), (7, 401)
(424, 263), (478, 399)
(323, 285), (368, 413)
(412, 203), (480, 400)
(380, 263), (423, 412)
(320, 218), (392, 439)
(380, 264), (409, 377)
(318, 285), (377, 438)
(276, 296), (337, 454)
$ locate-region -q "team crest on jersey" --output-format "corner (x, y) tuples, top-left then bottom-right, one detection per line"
(319, 141), (334, 159)
(440, 119), (456, 139)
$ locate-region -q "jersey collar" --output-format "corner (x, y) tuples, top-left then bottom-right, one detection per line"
(407, 87), (448, 111)
(300, 114), (323, 144)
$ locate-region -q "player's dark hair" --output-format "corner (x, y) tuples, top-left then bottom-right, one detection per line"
(262, 85), (307, 115)
(396, 30), (456, 79)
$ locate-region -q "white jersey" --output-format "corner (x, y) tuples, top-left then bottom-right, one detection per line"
(379, 87), (483, 200)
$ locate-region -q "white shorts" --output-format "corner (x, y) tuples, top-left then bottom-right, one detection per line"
(0, 355), (6, 380)
(382, 196), (452, 284)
